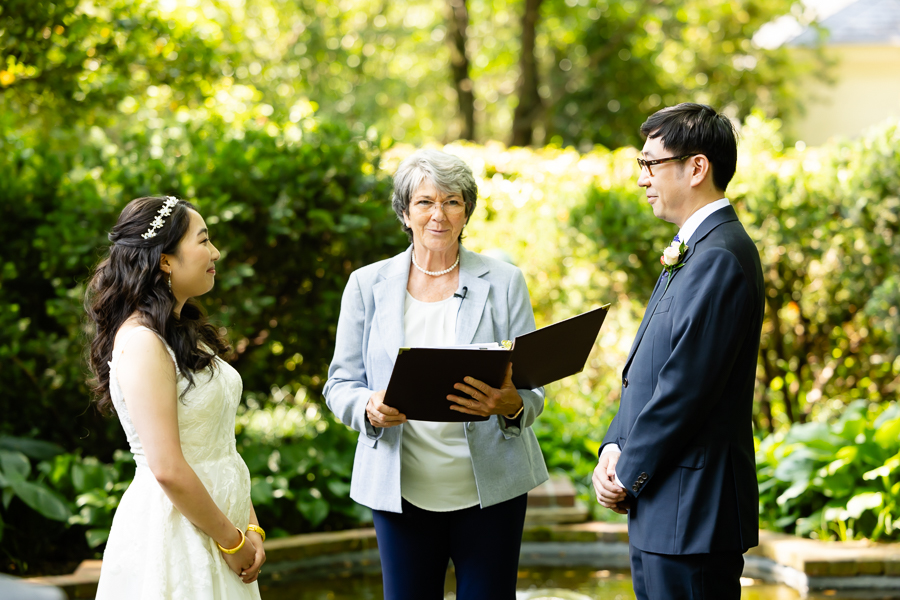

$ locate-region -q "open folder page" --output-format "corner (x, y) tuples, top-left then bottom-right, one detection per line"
(384, 305), (610, 422)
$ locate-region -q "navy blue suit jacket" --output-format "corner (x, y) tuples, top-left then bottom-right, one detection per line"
(602, 205), (764, 555)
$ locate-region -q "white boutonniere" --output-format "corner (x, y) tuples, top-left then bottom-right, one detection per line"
(660, 240), (688, 292)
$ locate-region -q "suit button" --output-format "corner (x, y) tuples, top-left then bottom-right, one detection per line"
(467, 422), (474, 431)
(640, 472), (648, 481)
(632, 484), (640, 492)
(623, 378), (629, 388)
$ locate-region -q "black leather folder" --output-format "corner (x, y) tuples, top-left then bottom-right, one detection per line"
(383, 304), (610, 422)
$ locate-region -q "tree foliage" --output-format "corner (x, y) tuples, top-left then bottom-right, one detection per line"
(0, 0), (228, 130)
(1, 0), (825, 147)
(540, 0), (825, 149)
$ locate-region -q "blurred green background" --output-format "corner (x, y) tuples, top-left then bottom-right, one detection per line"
(1, 0), (899, 577)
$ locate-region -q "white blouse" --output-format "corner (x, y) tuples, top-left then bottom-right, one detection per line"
(400, 291), (480, 511)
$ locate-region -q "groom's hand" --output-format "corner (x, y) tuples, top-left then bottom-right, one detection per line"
(593, 451), (629, 515)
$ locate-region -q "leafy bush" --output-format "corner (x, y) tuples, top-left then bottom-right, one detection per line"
(0, 437), (72, 544)
(757, 400), (900, 541)
(0, 436), (87, 574)
(235, 402), (367, 535)
(1, 114), (405, 460)
(0, 111), (406, 571)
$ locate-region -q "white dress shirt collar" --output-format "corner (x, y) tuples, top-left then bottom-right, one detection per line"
(677, 198), (731, 245)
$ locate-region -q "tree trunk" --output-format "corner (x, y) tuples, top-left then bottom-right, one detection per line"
(511, 0), (543, 147)
(445, 0), (475, 141)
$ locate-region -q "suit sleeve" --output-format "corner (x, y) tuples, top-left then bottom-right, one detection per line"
(498, 268), (545, 438)
(599, 412), (622, 456)
(616, 248), (752, 497)
(323, 271), (382, 439)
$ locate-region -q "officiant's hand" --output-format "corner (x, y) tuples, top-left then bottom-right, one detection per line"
(448, 364), (523, 418)
(366, 389), (407, 428)
(593, 451), (629, 515)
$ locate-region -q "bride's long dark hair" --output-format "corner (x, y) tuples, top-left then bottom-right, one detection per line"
(85, 196), (230, 415)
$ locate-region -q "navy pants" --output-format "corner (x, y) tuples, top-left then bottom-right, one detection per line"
(630, 545), (744, 600)
(372, 494), (528, 600)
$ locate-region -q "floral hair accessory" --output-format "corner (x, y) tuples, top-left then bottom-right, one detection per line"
(141, 197), (179, 239)
(660, 239), (688, 292)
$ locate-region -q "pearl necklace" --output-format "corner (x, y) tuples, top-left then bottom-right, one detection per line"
(412, 251), (460, 276)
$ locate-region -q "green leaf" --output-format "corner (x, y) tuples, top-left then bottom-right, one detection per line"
(85, 528), (110, 548)
(297, 496), (329, 528)
(776, 479), (809, 506)
(76, 490), (109, 507)
(846, 492), (883, 519)
(874, 418), (900, 448)
(874, 405), (900, 429)
(0, 436), (65, 460)
(7, 478), (72, 521)
(864, 451), (900, 480)
(326, 479), (351, 497)
(72, 463), (86, 492)
(775, 514), (799, 528)
(0, 450), (31, 479)
(250, 479), (273, 505)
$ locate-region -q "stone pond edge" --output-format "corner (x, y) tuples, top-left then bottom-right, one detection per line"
(23, 523), (900, 597)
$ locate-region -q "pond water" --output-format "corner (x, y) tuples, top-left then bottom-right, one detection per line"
(258, 566), (883, 600)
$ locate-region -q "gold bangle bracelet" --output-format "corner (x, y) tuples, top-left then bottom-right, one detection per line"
(247, 523), (266, 542)
(505, 404), (524, 420)
(217, 526), (245, 554)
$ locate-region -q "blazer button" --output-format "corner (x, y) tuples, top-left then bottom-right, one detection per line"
(632, 484), (640, 492)
(640, 472), (648, 481)
(623, 378), (629, 388)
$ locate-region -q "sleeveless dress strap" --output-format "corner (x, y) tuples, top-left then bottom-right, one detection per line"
(113, 325), (180, 375)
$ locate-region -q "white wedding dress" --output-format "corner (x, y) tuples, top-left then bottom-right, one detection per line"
(96, 326), (261, 599)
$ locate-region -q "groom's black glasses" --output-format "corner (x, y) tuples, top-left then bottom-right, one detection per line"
(636, 154), (696, 177)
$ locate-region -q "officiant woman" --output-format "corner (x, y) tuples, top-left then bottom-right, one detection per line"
(324, 149), (548, 600)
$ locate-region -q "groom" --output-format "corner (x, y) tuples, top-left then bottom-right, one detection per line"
(593, 103), (764, 599)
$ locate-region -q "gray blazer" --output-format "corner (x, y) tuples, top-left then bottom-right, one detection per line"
(324, 245), (549, 513)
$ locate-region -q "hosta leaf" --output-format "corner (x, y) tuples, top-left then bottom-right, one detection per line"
(846, 491), (883, 519)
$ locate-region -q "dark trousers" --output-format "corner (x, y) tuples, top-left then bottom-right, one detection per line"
(371, 494), (528, 600)
(630, 545), (744, 600)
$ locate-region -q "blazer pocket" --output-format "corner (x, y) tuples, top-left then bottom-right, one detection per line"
(676, 446), (705, 469)
(654, 297), (673, 314)
(358, 431), (378, 448)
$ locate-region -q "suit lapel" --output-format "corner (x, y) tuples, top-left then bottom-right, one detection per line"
(455, 247), (490, 345)
(623, 205), (740, 372)
(373, 246), (412, 361)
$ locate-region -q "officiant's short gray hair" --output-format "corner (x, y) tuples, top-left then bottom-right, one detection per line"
(391, 149), (478, 242)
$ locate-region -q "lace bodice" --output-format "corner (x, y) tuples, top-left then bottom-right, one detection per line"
(108, 326), (243, 467)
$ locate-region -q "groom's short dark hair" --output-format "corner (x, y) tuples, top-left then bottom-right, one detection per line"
(640, 103), (738, 192)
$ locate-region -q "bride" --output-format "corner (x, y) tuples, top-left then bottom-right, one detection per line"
(85, 196), (265, 598)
